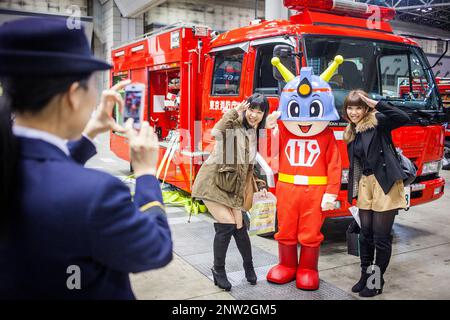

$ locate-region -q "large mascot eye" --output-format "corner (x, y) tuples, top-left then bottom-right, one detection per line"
(288, 100), (300, 118)
(309, 100), (324, 118)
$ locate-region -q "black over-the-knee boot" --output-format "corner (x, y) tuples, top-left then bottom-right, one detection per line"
(359, 234), (391, 297)
(212, 223), (236, 291)
(352, 228), (375, 293)
(233, 226), (257, 285)
(359, 208), (396, 298)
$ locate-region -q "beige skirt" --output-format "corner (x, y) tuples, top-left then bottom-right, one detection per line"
(357, 174), (407, 212)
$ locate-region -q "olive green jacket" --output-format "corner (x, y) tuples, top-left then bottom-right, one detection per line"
(191, 109), (258, 209)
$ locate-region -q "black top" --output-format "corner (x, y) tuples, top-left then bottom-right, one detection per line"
(346, 100), (410, 204)
(353, 133), (373, 176)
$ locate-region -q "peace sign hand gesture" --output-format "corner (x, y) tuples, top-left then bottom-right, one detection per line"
(265, 110), (281, 130)
(234, 100), (250, 114)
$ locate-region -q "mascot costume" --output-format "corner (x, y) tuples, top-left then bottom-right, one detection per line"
(267, 55), (343, 290)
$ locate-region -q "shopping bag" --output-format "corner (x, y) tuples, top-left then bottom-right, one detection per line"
(346, 220), (360, 257)
(348, 206), (361, 228)
(246, 191), (277, 236)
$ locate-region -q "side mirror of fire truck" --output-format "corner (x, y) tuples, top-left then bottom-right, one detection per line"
(272, 45), (296, 83)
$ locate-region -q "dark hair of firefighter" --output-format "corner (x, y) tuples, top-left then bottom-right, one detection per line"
(242, 93), (270, 139)
(0, 74), (90, 237)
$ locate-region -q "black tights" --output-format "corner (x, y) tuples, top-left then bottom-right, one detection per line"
(359, 209), (397, 274)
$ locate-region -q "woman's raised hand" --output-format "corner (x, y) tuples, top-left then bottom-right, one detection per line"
(124, 119), (160, 177)
(83, 79), (131, 140)
(265, 110), (281, 130)
(358, 93), (378, 110)
(234, 100), (250, 114)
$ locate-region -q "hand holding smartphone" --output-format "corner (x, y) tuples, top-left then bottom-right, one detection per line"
(123, 83), (145, 129)
(83, 79), (130, 140)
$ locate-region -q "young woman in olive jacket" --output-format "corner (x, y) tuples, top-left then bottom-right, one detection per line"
(343, 89), (410, 297)
(192, 93), (279, 291)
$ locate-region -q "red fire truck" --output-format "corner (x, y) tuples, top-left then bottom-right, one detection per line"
(436, 78), (450, 169)
(110, 0), (447, 217)
(399, 77), (450, 169)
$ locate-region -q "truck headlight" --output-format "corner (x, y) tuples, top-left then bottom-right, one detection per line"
(421, 160), (442, 175)
(342, 169), (349, 184)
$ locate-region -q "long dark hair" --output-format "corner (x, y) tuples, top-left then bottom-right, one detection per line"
(0, 74), (90, 233)
(242, 93), (270, 133)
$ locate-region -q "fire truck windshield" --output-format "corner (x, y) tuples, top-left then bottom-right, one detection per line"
(304, 36), (440, 116)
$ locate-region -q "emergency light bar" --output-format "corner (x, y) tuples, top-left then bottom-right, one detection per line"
(284, 0), (395, 21)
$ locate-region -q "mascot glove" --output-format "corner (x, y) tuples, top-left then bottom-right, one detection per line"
(321, 193), (337, 211)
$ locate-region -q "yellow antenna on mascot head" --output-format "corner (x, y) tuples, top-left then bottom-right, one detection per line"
(271, 57), (295, 82)
(320, 55), (344, 82)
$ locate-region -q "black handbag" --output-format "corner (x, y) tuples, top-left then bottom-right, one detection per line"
(395, 147), (417, 186)
(386, 134), (417, 186)
(346, 220), (360, 257)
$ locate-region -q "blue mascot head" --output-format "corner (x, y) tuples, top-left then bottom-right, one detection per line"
(272, 55), (343, 137)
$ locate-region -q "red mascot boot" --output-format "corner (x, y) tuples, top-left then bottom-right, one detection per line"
(267, 243), (298, 284)
(296, 245), (320, 290)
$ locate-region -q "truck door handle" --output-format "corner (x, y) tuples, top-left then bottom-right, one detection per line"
(204, 117), (215, 121)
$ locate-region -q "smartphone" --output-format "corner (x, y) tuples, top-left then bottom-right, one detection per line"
(123, 83), (145, 129)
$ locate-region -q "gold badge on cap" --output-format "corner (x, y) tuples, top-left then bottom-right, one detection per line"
(298, 78), (312, 97)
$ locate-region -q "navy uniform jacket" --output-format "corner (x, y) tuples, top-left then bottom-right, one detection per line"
(0, 136), (172, 299)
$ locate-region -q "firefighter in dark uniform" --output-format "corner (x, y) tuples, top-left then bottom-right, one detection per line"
(0, 18), (172, 299)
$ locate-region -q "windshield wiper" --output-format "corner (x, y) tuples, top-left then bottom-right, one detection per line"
(381, 81), (435, 105)
(413, 109), (433, 119)
(410, 108), (448, 125)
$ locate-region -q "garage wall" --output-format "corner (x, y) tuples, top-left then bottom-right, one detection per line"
(144, 0), (265, 33)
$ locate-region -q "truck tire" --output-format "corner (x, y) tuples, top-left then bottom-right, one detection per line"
(444, 141), (450, 170)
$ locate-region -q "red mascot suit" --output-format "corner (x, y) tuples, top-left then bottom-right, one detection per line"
(267, 56), (343, 290)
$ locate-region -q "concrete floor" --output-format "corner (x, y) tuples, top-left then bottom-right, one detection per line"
(86, 133), (450, 300)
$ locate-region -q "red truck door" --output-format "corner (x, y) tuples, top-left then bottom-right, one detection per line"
(201, 45), (249, 154)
